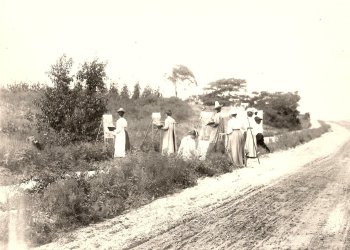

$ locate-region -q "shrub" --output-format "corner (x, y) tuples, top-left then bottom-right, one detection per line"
(36, 55), (108, 143)
(266, 121), (330, 153)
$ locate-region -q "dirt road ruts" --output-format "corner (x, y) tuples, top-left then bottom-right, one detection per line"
(128, 126), (350, 249)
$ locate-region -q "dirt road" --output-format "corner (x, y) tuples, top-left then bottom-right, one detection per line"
(130, 129), (350, 249)
(37, 122), (350, 250)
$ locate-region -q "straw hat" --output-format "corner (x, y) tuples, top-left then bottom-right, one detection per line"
(214, 101), (223, 109)
(117, 108), (125, 113)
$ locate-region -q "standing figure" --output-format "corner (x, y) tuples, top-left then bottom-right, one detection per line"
(161, 110), (177, 155)
(197, 108), (212, 160)
(207, 101), (226, 155)
(114, 108), (130, 158)
(255, 115), (270, 153)
(244, 107), (257, 158)
(226, 108), (245, 166)
(178, 130), (198, 160)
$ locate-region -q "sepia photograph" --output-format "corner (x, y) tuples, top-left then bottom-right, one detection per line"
(1, 0), (350, 249)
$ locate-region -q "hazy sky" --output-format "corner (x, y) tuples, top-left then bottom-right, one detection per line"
(1, 0), (349, 120)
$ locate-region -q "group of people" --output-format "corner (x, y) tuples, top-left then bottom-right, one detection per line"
(112, 101), (270, 167)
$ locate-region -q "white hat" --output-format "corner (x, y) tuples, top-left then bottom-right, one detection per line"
(246, 107), (254, 112)
(214, 101), (223, 109)
(230, 107), (238, 115)
(117, 108), (125, 113)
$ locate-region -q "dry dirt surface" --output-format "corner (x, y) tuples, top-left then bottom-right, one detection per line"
(36, 121), (350, 250)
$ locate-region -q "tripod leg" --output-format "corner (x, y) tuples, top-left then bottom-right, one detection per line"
(96, 120), (102, 142)
(140, 121), (152, 148)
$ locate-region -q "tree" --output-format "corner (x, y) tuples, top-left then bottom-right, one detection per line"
(73, 59), (108, 141)
(120, 84), (130, 99)
(48, 54), (74, 92)
(141, 85), (153, 98)
(167, 65), (197, 98)
(199, 78), (249, 106)
(132, 82), (141, 99)
(108, 82), (119, 100)
(37, 56), (108, 143)
(76, 59), (107, 94)
(37, 55), (75, 133)
(249, 91), (301, 130)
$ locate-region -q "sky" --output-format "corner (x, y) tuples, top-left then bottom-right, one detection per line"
(0, 0), (349, 120)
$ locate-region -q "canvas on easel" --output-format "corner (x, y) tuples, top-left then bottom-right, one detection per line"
(103, 114), (114, 143)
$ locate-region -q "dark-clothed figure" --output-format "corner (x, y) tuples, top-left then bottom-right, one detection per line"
(254, 115), (270, 153)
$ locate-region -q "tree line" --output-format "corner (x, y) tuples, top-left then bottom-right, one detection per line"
(36, 55), (305, 145)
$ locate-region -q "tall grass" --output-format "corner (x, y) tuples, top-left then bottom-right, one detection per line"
(266, 121), (330, 153)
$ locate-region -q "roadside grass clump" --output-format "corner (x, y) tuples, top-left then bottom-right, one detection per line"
(0, 138), (112, 187)
(267, 121), (330, 152)
(22, 151), (232, 246)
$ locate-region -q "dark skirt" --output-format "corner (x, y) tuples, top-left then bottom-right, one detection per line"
(125, 131), (131, 151)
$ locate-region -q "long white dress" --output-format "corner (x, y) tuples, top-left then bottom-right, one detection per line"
(162, 116), (177, 155)
(227, 117), (245, 166)
(178, 135), (197, 160)
(114, 117), (127, 158)
(244, 116), (257, 158)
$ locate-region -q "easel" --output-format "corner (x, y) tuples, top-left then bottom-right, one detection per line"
(96, 114), (115, 143)
(96, 120), (103, 141)
(140, 120), (163, 152)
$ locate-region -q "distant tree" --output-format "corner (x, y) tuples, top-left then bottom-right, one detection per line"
(132, 82), (141, 99)
(108, 82), (119, 99)
(249, 91), (301, 130)
(120, 84), (130, 99)
(167, 65), (197, 97)
(140, 85), (159, 104)
(154, 87), (162, 98)
(141, 85), (153, 98)
(199, 78), (249, 106)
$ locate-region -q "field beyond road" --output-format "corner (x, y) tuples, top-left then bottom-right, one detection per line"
(35, 121), (350, 250)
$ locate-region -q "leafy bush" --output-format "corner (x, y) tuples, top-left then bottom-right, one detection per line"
(36, 55), (108, 143)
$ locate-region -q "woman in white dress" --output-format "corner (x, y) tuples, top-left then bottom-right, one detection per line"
(178, 130), (198, 160)
(243, 107), (257, 158)
(161, 110), (177, 155)
(114, 108), (130, 158)
(226, 108), (245, 167)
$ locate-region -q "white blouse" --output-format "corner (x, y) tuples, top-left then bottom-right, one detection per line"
(227, 117), (244, 134)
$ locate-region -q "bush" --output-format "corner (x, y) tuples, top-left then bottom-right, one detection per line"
(266, 121), (330, 153)
(36, 55), (108, 143)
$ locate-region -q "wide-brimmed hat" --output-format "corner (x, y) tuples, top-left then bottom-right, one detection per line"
(117, 108), (125, 113)
(214, 101), (223, 109)
(246, 107), (254, 112)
